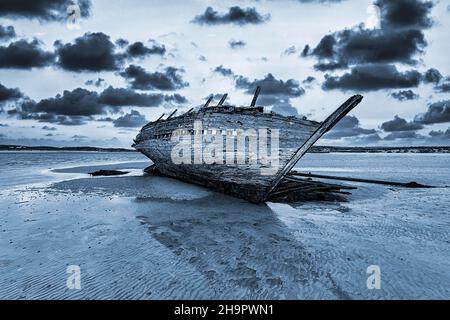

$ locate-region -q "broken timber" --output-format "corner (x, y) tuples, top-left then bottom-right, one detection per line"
(289, 172), (434, 188)
(264, 95), (364, 200)
(144, 164), (356, 203)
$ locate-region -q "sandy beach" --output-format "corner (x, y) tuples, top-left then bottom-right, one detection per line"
(0, 152), (449, 299)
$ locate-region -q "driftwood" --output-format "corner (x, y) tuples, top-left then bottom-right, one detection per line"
(289, 172), (434, 188)
(89, 170), (129, 176)
(267, 175), (357, 203)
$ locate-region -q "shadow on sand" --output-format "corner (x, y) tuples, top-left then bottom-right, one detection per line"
(51, 174), (348, 299)
(130, 188), (348, 299)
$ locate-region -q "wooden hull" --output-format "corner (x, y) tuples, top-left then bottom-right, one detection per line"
(134, 95), (363, 203)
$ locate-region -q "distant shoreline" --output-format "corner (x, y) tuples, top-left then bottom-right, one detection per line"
(310, 146), (450, 154)
(1, 144), (450, 154)
(0, 145), (135, 152)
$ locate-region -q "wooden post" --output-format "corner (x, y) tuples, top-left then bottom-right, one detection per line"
(203, 96), (213, 109)
(166, 109), (178, 120)
(218, 94), (228, 106)
(250, 86), (261, 107)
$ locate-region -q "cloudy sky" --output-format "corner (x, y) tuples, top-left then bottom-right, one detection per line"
(0, 0), (449, 147)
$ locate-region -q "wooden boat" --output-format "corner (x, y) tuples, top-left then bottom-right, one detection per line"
(133, 87), (363, 203)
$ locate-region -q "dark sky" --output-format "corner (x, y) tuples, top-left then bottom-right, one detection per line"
(0, 0), (449, 147)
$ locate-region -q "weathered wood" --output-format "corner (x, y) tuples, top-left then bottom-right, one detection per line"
(166, 109), (178, 120)
(289, 172), (434, 188)
(89, 170), (129, 176)
(250, 86), (261, 107)
(284, 176), (357, 190)
(218, 94), (228, 106)
(264, 95), (363, 200)
(134, 92), (364, 203)
(203, 96), (213, 109)
(156, 113), (165, 122)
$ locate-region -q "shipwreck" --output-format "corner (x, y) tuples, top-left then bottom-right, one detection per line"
(132, 87), (364, 203)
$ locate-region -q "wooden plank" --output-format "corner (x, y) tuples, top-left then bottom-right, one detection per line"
(290, 172), (434, 188)
(284, 176), (357, 190)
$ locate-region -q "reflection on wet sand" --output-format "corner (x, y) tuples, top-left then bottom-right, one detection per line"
(132, 193), (339, 299)
(50, 173), (352, 298)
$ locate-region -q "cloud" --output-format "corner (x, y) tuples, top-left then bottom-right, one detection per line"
(302, 76), (316, 86)
(414, 100), (450, 125)
(302, 0), (434, 82)
(0, 0), (91, 21)
(115, 38), (129, 48)
(212, 68), (306, 113)
(8, 107), (89, 126)
(8, 86), (187, 125)
(125, 40), (166, 58)
(24, 88), (108, 116)
(422, 68), (443, 84)
(375, 0), (434, 29)
(72, 134), (87, 140)
(324, 115), (377, 138)
(384, 131), (425, 141)
(99, 86), (186, 107)
(0, 39), (55, 69)
(192, 6), (270, 26)
(296, 0), (345, 2)
(390, 90), (419, 101)
(322, 64), (422, 91)
(213, 65), (235, 77)
(435, 78), (450, 93)
(120, 64), (188, 91)
(303, 26), (426, 69)
(271, 102), (299, 117)
(428, 128), (450, 140)
(42, 125), (57, 131)
(99, 86), (164, 107)
(234, 73), (305, 116)
(228, 39), (246, 49)
(113, 110), (147, 128)
(282, 45), (298, 56)
(236, 73), (305, 97)
(55, 32), (121, 71)
(7, 88), (113, 126)
(164, 93), (188, 104)
(0, 24), (15, 40)
(380, 115), (423, 132)
(0, 83), (23, 102)
(423, 69), (450, 93)
(85, 78), (106, 87)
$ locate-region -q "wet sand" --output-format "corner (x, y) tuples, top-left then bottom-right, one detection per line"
(0, 159), (449, 299)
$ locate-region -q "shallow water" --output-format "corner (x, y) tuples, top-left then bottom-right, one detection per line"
(0, 151), (449, 299)
(0, 151), (146, 189)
